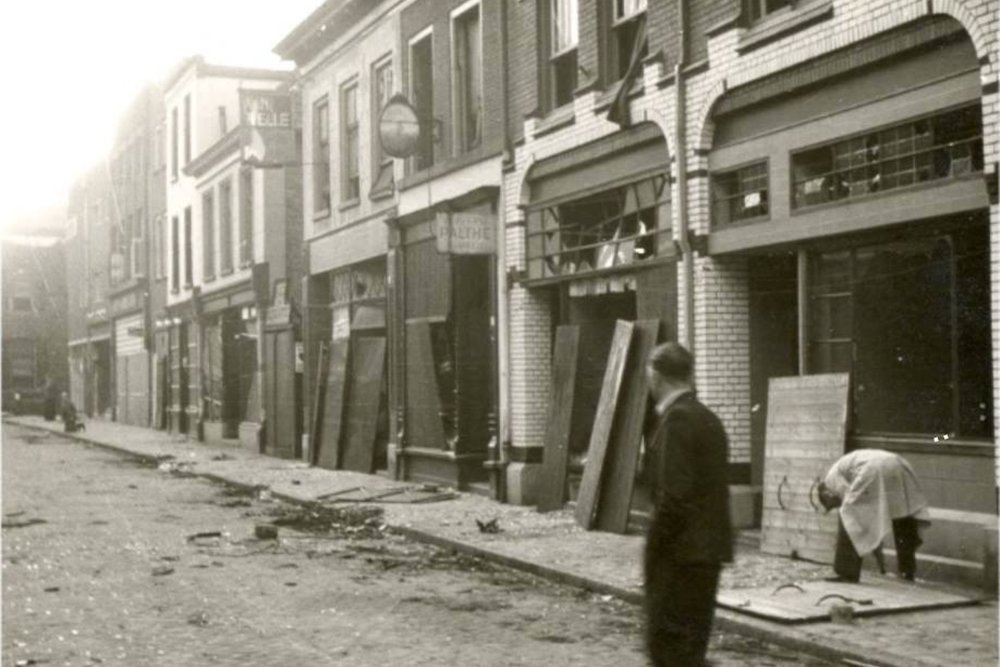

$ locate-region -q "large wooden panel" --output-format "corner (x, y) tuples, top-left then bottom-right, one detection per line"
(594, 319), (658, 533)
(537, 326), (581, 513)
(315, 340), (349, 470)
(761, 373), (850, 563)
(340, 337), (386, 473)
(717, 578), (980, 624)
(310, 343), (329, 462)
(575, 320), (634, 529)
(405, 321), (447, 449)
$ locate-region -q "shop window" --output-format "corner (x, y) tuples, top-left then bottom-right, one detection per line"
(711, 162), (769, 227)
(202, 189), (215, 279)
(5, 338), (35, 388)
(453, 3), (482, 153)
(409, 32), (435, 172)
(239, 168), (253, 267)
(525, 174), (669, 281)
(792, 106), (983, 209)
(313, 98), (331, 213)
(219, 178), (234, 273)
(608, 0), (647, 83)
(183, 206), (193, 287)
(371, 57), (395, 198)
(745, 0), (792, 24)
(548, 0), (579, 109)
(809, 226), (992, 439)
(340, 81), (360, 202)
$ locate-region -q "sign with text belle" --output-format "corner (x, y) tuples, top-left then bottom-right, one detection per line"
(434, 212), (497, 255)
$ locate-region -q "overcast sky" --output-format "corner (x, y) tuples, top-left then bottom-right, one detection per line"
(0, 0), (322, 231)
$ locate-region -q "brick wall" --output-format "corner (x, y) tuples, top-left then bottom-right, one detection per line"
(502, 0), (999, 477)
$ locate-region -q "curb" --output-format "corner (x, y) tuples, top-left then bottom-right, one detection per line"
(1, 418), (949, 667)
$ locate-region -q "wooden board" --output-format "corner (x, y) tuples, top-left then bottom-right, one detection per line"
(340, 337), (386, 473)
(575, 320), (635, 529)
(760, 373), (850, 563)
(594, 319), (658, 533)
(309, 343), (329, 464)
(537, 326), (581, 513)
(315, 340), (349, 470)
(717, 578), (980, 624)
(405, 321), (447, 449)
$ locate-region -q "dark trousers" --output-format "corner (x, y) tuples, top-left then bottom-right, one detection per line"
(644, 559), (721, 667)
(834, 516), (922, 582)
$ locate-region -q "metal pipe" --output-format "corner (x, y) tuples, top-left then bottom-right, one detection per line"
(675, 0), (694, 352)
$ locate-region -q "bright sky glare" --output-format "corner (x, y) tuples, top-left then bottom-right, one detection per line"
(0, 0), (322, 231)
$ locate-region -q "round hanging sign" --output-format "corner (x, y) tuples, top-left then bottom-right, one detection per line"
(378, 93), (422, 159)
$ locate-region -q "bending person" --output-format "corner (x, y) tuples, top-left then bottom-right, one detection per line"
(817, 449), (931, 582)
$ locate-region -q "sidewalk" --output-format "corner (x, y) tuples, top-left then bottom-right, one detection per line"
(6, 416), (996, 667)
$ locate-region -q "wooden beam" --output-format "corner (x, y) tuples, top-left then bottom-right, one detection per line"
(537, 325), (581, 513)
(575, 320), (635, 529)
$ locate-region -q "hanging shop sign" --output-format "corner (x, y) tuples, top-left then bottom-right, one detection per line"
(434, 212), (497, 255)
(241, 91), (292, 128)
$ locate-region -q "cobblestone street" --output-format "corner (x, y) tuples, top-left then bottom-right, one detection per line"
(2, 424), (839, 667)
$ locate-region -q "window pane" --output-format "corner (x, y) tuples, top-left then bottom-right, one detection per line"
(553, 0), (579, 52)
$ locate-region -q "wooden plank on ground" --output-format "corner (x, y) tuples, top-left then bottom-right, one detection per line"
(594, 319), (658, 533)
(340, 337), (387, 473)
(575, 320), (635, 529)
(537, 326), (581, 513)
(760, 373), (849, 563)
(405, 321), (447, 448)
(310, 343), (329, 465)
(315, 340), (349, 470)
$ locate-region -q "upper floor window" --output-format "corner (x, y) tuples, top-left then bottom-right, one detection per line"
(154, 214), (165, 280)
(341, 81), (360, 202)
(548, 0), (579, 109)
(183, 206), (193, 286)
(183, 94), (192, 165)
(170, 215), (180, 291)
(218, 106), (228, 136)
(313, 98), (331, 213)
(202, 189), (216, 279)
(745, 0), (792, 24)
(155, 123), (165, 171)
(409, 31), (435, 171)
(371, 57), (395, 197)
(219, 178), (234, 273)
(609, 0), (647, 83)
(792, 106), (983, 209)
(453, 3), (482, 153)
(239, 169), (254, 267)
(171, 107), (179, 179)
(712, 162), (769, 227)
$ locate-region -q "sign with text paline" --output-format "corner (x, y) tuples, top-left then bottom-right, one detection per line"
(434, 212), (497, 255)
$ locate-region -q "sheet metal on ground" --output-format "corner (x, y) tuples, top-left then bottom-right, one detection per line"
(717, 578), (981, 624)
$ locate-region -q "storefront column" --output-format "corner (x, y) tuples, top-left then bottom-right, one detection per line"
(505, 284), (553, 505)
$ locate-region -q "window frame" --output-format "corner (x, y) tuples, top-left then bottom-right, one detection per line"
(340, 78), (361, 205)
(183, 206), (193, 287)
(218, 177), (234, 274)
(312, 96), (331, 215)
(710, 159), (770, 229)
(371, 55), (395, 199)
(547, 0), (579, 111)
(170, 107), (179, 180)
(451, 0), (484, 154)
(170, 214), (180, 292)
(408, 27), (436, 173)
(183, 94), (192, 165)
(789, 105), (984, 211)
(202, 188), (216, 281)
(239, 167), (254, 268)
(607, 0), (648, 84)
(744, 0), (793, 25)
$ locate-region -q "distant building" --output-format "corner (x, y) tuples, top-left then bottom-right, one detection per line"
(2, 232), (67, 415)
(161, 56), (302, 454)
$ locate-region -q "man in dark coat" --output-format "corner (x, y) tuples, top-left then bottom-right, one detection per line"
(643, 343), (732, 667)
